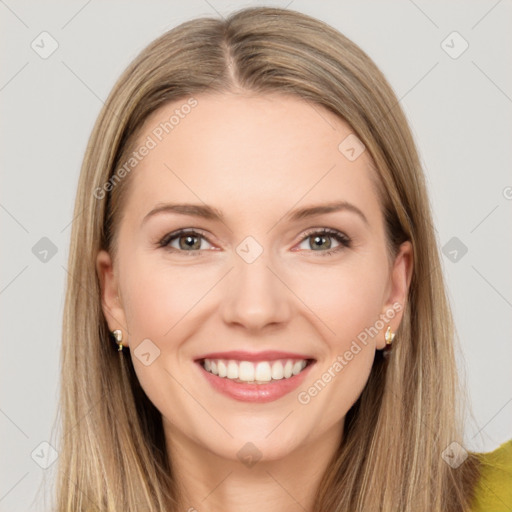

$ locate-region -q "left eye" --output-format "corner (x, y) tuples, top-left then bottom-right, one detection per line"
(296, 229), (351, 253)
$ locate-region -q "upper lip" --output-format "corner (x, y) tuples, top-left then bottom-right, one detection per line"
(195, 350), (315, 362)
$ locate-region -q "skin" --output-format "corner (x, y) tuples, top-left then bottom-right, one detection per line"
(97, 92), (413, 512)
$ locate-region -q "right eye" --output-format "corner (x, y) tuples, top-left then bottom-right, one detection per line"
(159, 229), (215, 254)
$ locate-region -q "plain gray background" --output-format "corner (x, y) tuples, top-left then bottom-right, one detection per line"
(1, 1), (511, 510)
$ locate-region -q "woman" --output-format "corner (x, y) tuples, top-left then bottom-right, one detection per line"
(54, 6), (510, 511)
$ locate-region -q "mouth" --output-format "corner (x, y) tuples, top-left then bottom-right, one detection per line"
(197, 356), (316, 384)
(195, 353), (316, 402)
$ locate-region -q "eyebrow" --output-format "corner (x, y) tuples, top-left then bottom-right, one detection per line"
(142, 200), (369, 226)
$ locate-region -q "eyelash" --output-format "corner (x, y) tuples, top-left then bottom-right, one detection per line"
(157, 228), (352, 257)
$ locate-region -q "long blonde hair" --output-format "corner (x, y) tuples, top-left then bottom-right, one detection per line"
(54, 6), (480, 511)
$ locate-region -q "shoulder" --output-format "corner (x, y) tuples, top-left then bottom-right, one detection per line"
(470, 439), (512, 512)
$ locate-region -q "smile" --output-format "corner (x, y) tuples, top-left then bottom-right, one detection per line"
(194, 351), (316, 403)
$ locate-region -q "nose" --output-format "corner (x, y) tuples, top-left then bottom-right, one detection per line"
(219, 249), (292, 332)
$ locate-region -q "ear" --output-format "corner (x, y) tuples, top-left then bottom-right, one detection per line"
(96, 249), (129, 346)
(376, 240), (413, 349)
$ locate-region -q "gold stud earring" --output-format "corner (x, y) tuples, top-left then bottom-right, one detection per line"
(385, 326), (395, 346)
(112, 329), (124, 351)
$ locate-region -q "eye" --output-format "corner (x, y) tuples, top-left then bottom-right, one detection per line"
(158, 229), (214, 253)
(296, 228), (351, 256)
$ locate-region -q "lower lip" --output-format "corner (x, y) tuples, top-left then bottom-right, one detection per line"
(196, 361), (315, 403)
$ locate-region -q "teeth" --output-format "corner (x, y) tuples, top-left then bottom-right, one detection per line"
(202, 358), (308, 383)
(227, 360), (238, 379)
(292, 361), (303, 375)
(255, 362), (272, 381)
(217, 360), (227, 378)
(283, 360), (293, 378)
(271, 361), (284, 380)
(239, 361), (254, 382)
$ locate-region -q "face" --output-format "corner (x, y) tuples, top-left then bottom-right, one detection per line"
(97, 92), (412, 463)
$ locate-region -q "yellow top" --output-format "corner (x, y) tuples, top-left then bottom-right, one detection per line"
(471, 439), (512, 511)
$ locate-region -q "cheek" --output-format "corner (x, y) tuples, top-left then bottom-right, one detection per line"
(294, 261), (383, 420)
(120, 253), (219, 343)
(118, 254), (214, 418)
(289, 255), (388, 348)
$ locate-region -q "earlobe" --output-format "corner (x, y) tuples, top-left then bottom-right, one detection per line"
(377, 241), (414, 350)
(96, 249), (129, 345)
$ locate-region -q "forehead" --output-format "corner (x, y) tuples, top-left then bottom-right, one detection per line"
(124, 92), (381, 225)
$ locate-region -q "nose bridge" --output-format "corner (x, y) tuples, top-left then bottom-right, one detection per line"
(220, 240), (291, 330)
